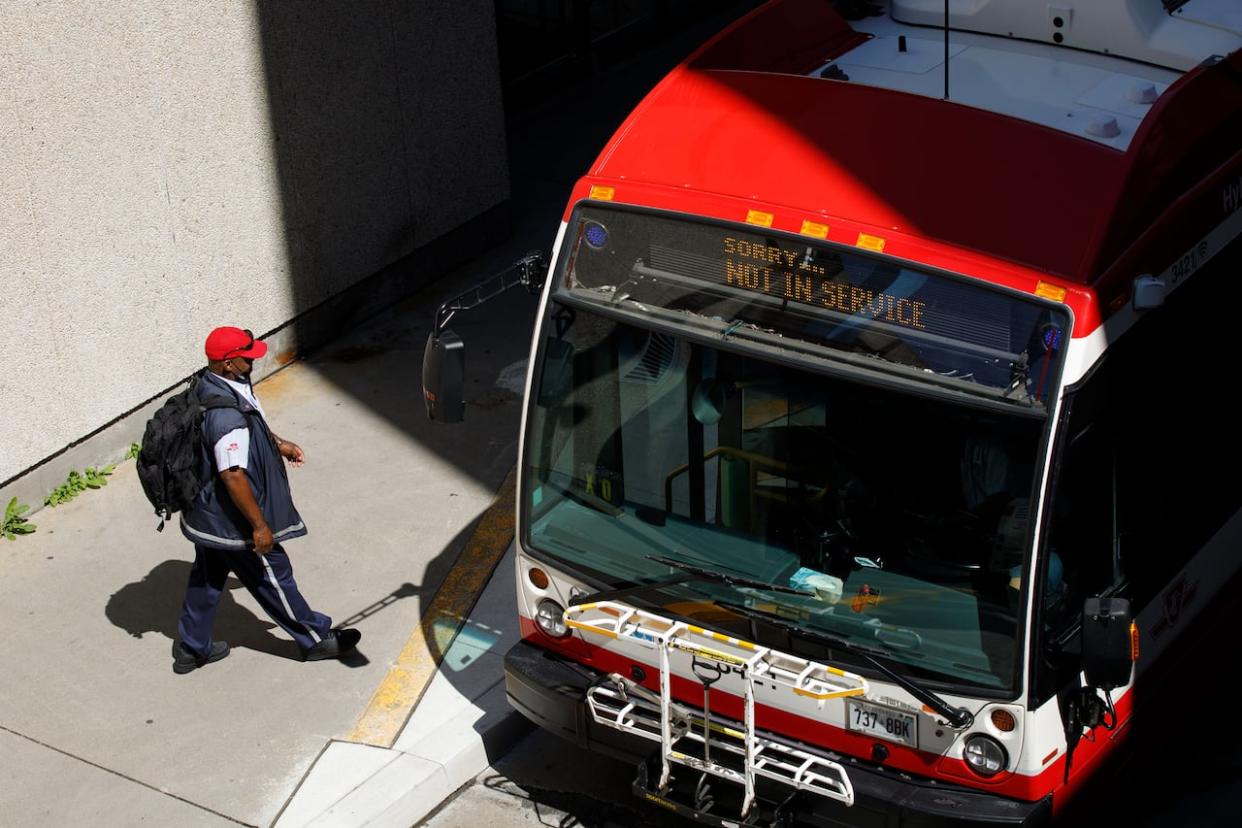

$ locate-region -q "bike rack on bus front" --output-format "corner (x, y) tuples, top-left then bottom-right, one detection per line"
(564, 601), (869, 823)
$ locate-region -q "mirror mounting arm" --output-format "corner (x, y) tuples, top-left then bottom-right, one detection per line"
(433, 250), (548, 336)
(423, 251), (549, 424)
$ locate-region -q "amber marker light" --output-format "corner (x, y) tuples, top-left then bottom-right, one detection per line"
(1130, 622), (1140, 661)
(589, 185), (615, 201)
(856, 233), (886, 252)
(528, 567), (550, 590)
(990, 709), (1017, 732)
(746, 209), (774, 227)
(1035, 281), (1068, 302)
(800, 220), (830, 239)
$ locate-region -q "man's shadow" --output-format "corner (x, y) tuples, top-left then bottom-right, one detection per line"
(106, 559), (302, 660)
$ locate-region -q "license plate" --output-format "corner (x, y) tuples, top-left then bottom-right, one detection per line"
(846, 701), (918, 748)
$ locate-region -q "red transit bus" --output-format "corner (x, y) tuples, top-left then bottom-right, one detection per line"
(425, 0), (1242, 824)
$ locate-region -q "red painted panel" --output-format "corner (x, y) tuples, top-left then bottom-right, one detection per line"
(1083, 50), (1242, 284)
(586, 68), (1122, 282)
(564, 0), (1239, 308)
(1093, 148), (1242, 318)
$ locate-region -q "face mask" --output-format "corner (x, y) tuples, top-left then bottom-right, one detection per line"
(229, 361), (253, 382)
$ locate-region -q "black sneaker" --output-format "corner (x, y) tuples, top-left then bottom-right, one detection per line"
(303, 628), (362, 661)
(172, 640), (230, 674)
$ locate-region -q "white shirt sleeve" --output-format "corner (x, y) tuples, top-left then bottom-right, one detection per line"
(213, 427), (250, 471)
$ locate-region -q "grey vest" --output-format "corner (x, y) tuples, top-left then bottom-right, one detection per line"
(179, 372), (307, 550)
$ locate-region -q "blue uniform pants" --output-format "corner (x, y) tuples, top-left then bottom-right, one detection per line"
(177, 543), (333, 656)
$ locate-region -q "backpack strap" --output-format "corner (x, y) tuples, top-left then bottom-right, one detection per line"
(195, 371), (256, 418)
(198, 386), (267, 468)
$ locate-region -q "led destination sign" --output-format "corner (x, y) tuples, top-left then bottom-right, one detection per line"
(722, 236), (929, 330)
(561, 206), (1070, 404)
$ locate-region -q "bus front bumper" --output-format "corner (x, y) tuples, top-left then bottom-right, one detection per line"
(504, 640), (1051, 828)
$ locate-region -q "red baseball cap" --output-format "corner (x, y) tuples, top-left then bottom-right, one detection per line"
(205, 326), (269, 361)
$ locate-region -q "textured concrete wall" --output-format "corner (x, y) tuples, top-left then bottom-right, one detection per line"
(0, 1), (509, 487)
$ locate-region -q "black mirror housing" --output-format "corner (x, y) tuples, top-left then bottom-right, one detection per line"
(1081, 596), (1134, 691)
(519, 249), (549, 295)
(423, 330), (465, 423)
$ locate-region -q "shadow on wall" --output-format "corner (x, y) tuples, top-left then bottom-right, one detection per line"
(253, 0), (420, 316)
(251, 0), (515, 320)
(248, 0), (518, 472)
(246, 0), (763, 494)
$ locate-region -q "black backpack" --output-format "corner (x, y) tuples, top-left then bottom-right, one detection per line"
(136, 374), (239, 531)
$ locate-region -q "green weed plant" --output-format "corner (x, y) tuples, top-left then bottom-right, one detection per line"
(45, 465), (115, 507)
(3, 497), (36, 540)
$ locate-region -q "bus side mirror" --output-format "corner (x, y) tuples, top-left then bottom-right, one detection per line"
(423, 330), (465, 423)
(420, 250), (546, 424)
(1081, 596), (1135, 690)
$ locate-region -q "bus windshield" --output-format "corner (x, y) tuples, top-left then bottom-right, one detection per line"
(525, 305), (1058, 693)
(522, 209), (1072, 691)
(560, 205), (1068, 408)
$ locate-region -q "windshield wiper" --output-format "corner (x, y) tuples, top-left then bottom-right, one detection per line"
(568, 554), (811, 607)
(647, 555), (813, 595)
(718, 600), (974, 729)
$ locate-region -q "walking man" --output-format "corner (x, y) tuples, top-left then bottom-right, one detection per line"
(173, 325), (359, 673)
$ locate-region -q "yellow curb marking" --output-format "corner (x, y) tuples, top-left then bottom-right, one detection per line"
(346, 467), (517, 748)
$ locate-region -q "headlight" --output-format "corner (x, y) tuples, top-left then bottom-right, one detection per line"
(535, 599), (569, 638)
(963, 734), (1008, 777)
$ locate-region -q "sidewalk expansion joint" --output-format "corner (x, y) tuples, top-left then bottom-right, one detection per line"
(345, 465), (517, 748)
(0, 723), (255, 826)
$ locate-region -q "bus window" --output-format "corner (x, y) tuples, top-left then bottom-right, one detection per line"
(1033, 357), (1124, 706)
(524, 308), (1047, 692)
(1043, 366), (1122, 636)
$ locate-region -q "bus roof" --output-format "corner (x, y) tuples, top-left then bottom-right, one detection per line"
(573, 0), (1242, 289)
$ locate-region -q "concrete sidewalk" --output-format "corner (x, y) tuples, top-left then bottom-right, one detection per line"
(0, 252), (540, 827)
(271, 543), (531, 828)
(0, 8), (760, 826)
